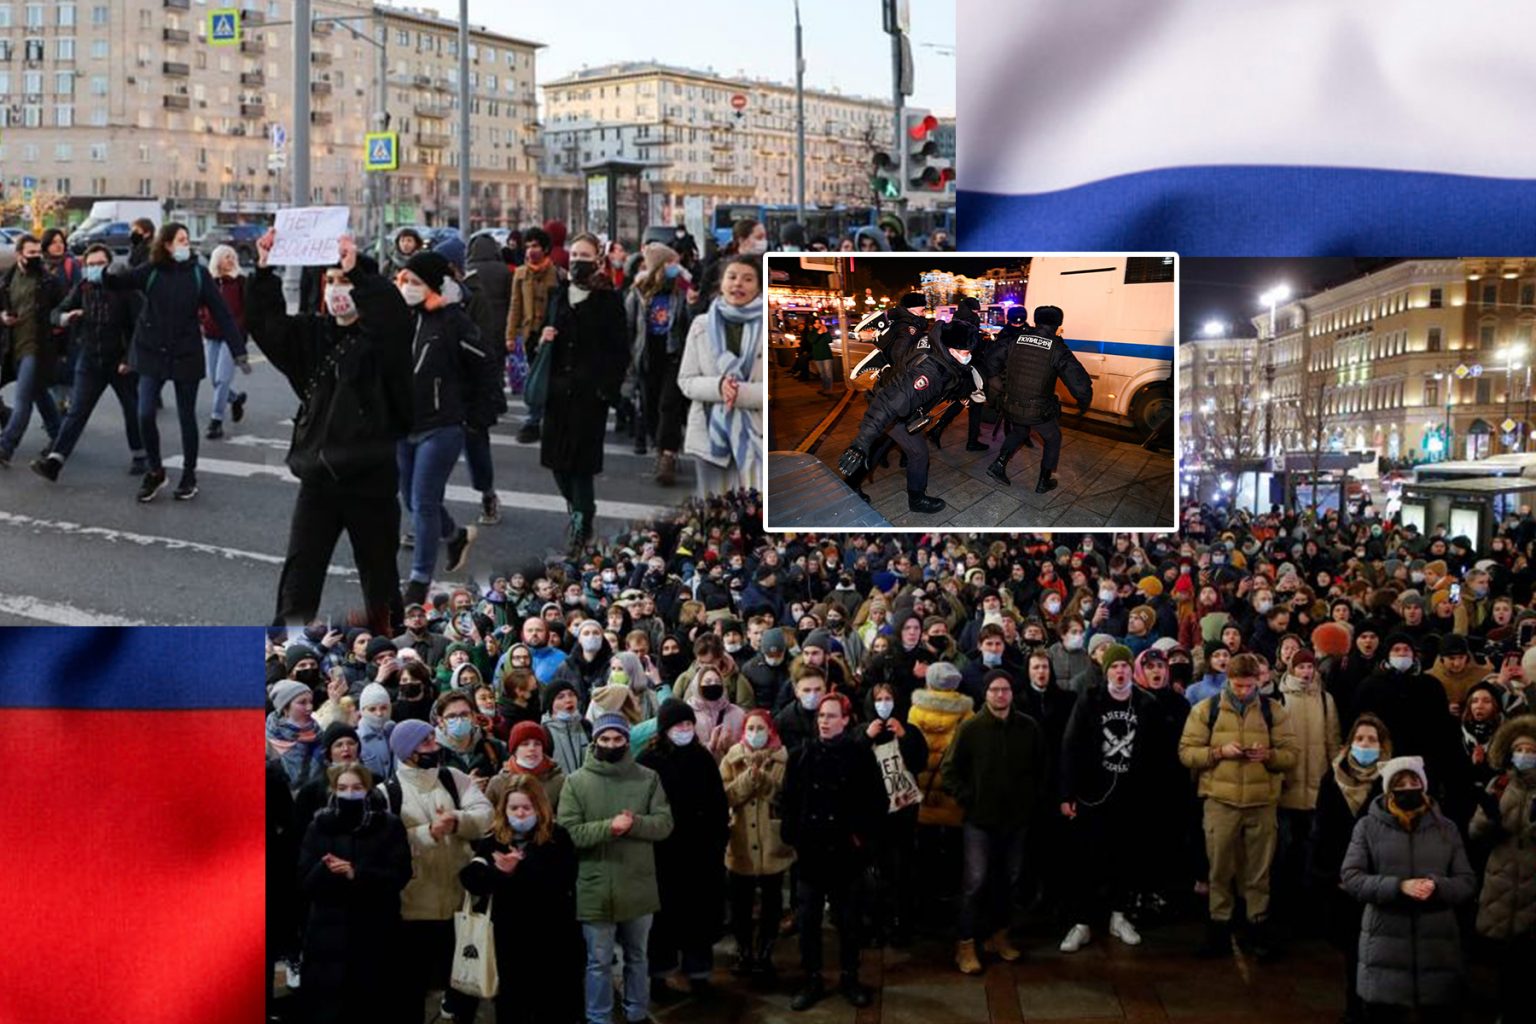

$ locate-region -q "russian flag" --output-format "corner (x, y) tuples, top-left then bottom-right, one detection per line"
(0, 628), (264, 1024)
(958, 0), (1536, 254)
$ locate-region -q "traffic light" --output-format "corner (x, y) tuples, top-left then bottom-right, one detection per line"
(904, 110), (954, 195)
(870, 148), (900, 200)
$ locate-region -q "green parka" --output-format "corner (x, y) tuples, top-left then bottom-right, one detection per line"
(556, 747), (674, 922)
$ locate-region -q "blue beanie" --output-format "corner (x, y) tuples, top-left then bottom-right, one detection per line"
(593, 713), (631, 740)
(389, 718), (435, 761)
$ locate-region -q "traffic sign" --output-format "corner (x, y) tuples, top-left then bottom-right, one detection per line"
(271, 124), (287, 151)
(266, 152), (287, 170)
(364, 132), (399, 172)
(1502, 418), (1518, 434)
(1471, 363), (1484, 378)
(1454, 363), (1470, 379)
(21, 175), (35, 201)
(208, 8), (241, 46)
(730, 93), (747, 112)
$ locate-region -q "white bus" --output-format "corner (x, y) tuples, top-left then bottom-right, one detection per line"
(1024, 256), (1174, 433)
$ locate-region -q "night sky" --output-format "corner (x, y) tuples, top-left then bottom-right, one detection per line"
(768, 255), (1030, 298)
(1180, 258), (1401, 340)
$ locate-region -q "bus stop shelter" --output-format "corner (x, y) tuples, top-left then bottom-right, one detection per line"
(1398, 476), (1536, 551)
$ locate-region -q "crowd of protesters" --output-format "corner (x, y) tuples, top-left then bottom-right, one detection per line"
(267, 491), (1534, 1024)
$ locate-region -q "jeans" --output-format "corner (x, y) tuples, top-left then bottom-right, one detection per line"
(959, 822), (1029, 940)
(814, 358), (836, 389)
(51, 364), (142, 460)
(396, 424), (463, 584)
(203, 338), (235, 422)
(463, 424), (495, 493)
(137, 374), (200, 474)
(582, 915), (652, 1024)
(0, 353), (61, 456)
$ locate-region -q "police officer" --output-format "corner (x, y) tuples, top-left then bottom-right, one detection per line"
(928, 301), (1024, 453)
(838, 320), (982, 513)
(850, 292), (936, 381)
(987, 304), (1092, 494)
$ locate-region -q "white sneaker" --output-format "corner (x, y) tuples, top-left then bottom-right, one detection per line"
(1109, 911), (1142, 946)
(1059, 923), (1091, 953)
(282, 959), (301, 989)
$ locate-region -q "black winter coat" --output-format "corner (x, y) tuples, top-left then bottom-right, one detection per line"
(407, 301), (501, 433)
(639, 740), (729, 942)
(1354, 669), (1461, 788)
(105, 257), (244, 381)
(780, 732), (888, 881)
(49, 278), (134, 375)
(1017, 680), (1078, 793)
(739, 651), (789, 711)
(297, 806), (412, 1024)
(1310, 764), (1382, 949)
(540, 284), (628, 475)
(245, 266), (414, 492)
(464, 235), (512, 354)
(852, 342), (970, 452)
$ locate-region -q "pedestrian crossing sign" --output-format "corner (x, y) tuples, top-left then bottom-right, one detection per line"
(208, 8), (241, 46)
(364, 132), (399, 172)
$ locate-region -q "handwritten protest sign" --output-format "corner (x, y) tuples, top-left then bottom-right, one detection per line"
(268, 206), (350, 266)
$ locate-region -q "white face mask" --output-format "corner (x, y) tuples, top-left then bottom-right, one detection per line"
(399, 282), (428, 307)
(1107, 677), (1133, 699)
(515, 751), (541, 770)
(1063, 633), (1085, 651)
(874, 699), (894, 719)
(1388, 654), (1414, 672)
(740, 238), (767, 255)
(725, 641), (743, 654)
(950, 349), (972, 364)
(324, 284), (357, 320)
(799, 691), (821, 711)
(667, 726), (695, 746)
(580, 634), (603, 653)
(1098, 589), (1116, 603)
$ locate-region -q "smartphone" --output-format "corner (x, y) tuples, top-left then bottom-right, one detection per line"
(1520, 619), (1536, 648)
(1448, 583), (1461, 605)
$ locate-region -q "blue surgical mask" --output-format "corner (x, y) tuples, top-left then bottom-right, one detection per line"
(664, 263), (681, 280)
(335, 790), (367, 801)
(83, 265), (105, 284)
(172, 244), (191, 263)
(1513, 751), (1536, 772)
(1351, 745), (1380, 766)
(874, 699), (894, 720)
(555, 710), (577, 722)
(446, 717), (472, 739)
(745, 729), (768, 749)
(982, 650), (1003, 667)
(799, 692), (821, 711)
(509, 813), (538, 834)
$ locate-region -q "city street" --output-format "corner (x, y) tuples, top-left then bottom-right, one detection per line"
(0, 357), (687, 626)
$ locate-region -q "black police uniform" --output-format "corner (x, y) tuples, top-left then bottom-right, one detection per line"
(988, 305), (1092, 493)
(929, 307), (1021, 452)
(838, 320), (975, 512)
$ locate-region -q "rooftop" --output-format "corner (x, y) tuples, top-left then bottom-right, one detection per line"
(542, 60), (888, 107)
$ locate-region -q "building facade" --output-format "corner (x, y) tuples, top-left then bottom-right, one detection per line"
(538, 61), (894, 236)
(0, 0), (540, 236)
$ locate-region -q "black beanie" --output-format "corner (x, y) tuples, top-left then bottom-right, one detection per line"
(404, 250), (450, 294)
(941, 320), (973, 350)
(364, 636), (396, 662)
(900, 292), (927, 309)
(1005, 305), (1028, 325)
(982, 668), (1015, 692)
(656, 698), (696, 733)
(1034, 305), (1064, 330)
(320, 721), (360, 762)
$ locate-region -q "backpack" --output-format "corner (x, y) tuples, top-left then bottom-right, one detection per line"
(383, 766), (463, 817)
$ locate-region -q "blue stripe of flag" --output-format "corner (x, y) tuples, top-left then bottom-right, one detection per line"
(0, 627), (264, 709)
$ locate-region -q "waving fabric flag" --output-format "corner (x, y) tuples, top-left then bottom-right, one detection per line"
(958, 0), (1536, 254)
(0, 627), (264, 1024)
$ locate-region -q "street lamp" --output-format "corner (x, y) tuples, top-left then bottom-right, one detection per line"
(1201, 320), (1227, 338)
(1260, 285), (1290, 338)
(1500, 343), (1527, 452)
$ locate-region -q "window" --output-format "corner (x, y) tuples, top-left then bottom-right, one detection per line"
(0, 5), (10, 28)
(1425, 380), (1439, 407)
(24, 37), (43, 61)
(22, 69), (40, 93)
(1480, 325), (1496, 349)
(1483, 283), (1499, 306)
(91, 5), (107, 26)
(1427, 326), (1441, 352)
(0, 40), (10, 60)
(89, 106), (105, 125)
(1428, 287), (1442, 309)
(57, 2), (74, 26)
(89, 74), (105, 95)
(91, 39), (107, 59)
(55, 178), (70, 195)
(24, 2), (41, 28)
(57, 37), (75, 60)
(1123, 256), (1176, 284)
(55, 71), (73, 94)
(1522, 284), (1535, 307)
(55, 103), (73, 126)
(0, 71), (7, 93)
(54, 142), (71, 161)
(138, 178), (153, 197)
(1477, 378), (1492, 405)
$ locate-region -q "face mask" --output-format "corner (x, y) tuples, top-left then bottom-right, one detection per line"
(554, 709), (578, 722)
(764, 654), (784, 666)
(399, 282), (428, 306)
(1472, 585), (1489, 598)
(83, 265), (105, 284)
(1391, 789), (1425, 812)
(324, 284), (357, 319)
(172, 245), (191, 263)
(980, 650), (1003, 668)
(1169, 662), (1192, 684)
(579, 634), (604, 654)
(667, 726), (696, 746)
(594, 744), (626, 763)
(1107, 678), (1133, 700)
(1388, 655), (1414, 672)
(1044, 599), (1061, 615)
(1098, 589), (1116, 603)
(569, 258), (597, 284)
(609, 255), (625, 268)
(1255, 599), (1272, 614)
(1410, 571), (1425, 583)
(509, 814), (539, 834)
(699, 683), (725, 702)
(412, 750), (441, 769)
(664, 263), (682, 280)
(1351, 745), (1380, 766)
(799, 692), (821, 711)
(724, 641), (743, 654)
(951, 350), (972, 364)
(445, 717), (472, 739)
(745, 729), (768, 749)
(363, 710), (390, 729)
(1064, 633), (1085, 651)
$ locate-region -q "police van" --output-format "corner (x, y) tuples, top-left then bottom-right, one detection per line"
(1024, 256), (1175, 433)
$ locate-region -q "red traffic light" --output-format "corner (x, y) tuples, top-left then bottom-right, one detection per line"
(907, 114), (939, 141)
(938, 167), (955, 186)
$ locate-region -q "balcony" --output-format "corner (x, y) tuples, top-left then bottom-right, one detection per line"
(310, 19), (333, 36)
(522, 142), (546, 159)
(240, 70), (264, 86)
(163, 0), (190, 8)
(240, 102), (265, 117)
(240, 7), (266, 24)
(163, 61), (190, 77)
(415, 102), (448, 119)
(163, 94), (190, 110)
(310, 51), (332, 66)
(417, 132), (451, 148)
(162, 27), (189, 43)
(634, 135), (667, 147)
(309, 80), (332, 96)
(309, 110), (332, 125)
(240, 39), (264, 55)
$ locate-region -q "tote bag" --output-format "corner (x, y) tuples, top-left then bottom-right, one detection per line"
(450, 891), (498, 999)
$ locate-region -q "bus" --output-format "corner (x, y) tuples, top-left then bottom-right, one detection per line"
(712, 203), (877, 250)
(1023, 255), (1175, 433)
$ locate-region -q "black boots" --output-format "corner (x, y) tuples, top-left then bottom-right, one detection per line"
(1036, 468), (1058, 493)
(908, 490), (946, 513)
(964, 439), (987, 451)
(926, 425), (945, 448)
(987, 454), (1011, 485)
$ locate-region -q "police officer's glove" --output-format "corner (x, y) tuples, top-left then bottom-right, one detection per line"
(837, 444), (868, 477)
(1078, 400), (1091, 416)
(970, 389), (987, 404)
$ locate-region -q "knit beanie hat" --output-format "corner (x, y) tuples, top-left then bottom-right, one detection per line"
(389, 719), (434, 760)
(1136, 576), (1164, 598)
(1380, 755), (1428, 792)
(1086, 632), (1115, 655)
(1199, 612), (1231, 643)
(1102, 644), (1134, 670)
(321, 721), (360, 761)
(365, 636), (397, 662)
(1289, 649), (1316, 668)
(802, 629), (832, 652)
(270, 679), (310, 715)
(1310, 621), (1352, 658)
(285, 643), (320, 672)
(926, 661), (962, 691)
(593, 712), (632, 740)
(982, 668), (1015, 692)
(404, 250), (450, 294)
(761, 627), (787, 654)
(360, 682), (390, 709)
(656, 699), (696, 734)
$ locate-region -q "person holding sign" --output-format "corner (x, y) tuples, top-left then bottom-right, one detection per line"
(245, 229), (414, 637)
(104, 222), (244, 502)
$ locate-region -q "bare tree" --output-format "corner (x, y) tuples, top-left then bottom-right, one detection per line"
(1292, 372), (1337, 521)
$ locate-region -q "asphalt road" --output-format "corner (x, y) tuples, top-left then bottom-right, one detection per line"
(0, 356), (691, 626)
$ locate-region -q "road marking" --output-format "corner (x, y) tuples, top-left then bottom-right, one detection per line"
(0, 508), (359, 577)
(163, 456), (674, 521)
(0, 592), (148, 626)
(794, 389), (854, 453)
(221, 431), (661, 461)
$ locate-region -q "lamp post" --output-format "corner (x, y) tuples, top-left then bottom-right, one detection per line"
(1501, 343), (1527, 452)
(1259, 285), (1290, 338)
(793, 0), (806, 223)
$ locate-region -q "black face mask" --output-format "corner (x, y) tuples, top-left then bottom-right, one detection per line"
(399, 683), (425, 700)
(570, 258), (597, 284)
(660, 652), (690, 678)
(333, 797), (366, 828)
(699, 683), (725, 702)
(294, 668), (321, 687)
(411, 750), (441, 769)
(594, 744), (626, 763)
(1391, 789), (1425, 812)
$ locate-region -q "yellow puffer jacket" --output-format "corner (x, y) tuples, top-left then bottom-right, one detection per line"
(719, 742), (795, 877)
(1179, 688), (1298, 808)
(908, 687), (975, 827)
(1277, 674), (1341, 811)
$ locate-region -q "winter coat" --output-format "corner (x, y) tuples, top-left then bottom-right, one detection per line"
(1277, 674), (1343, 811)
(557, 747), (674, 923)
(542, 712), (592, 778)
(48, 278), (134, 375)
(907, 686), (975, 827)
(780, 732), (888, 882)
(550, 644), (614, 708)
(487, 754), (565, 811)
(1340, 799), (1476, 1007)
(382, 763), (494, 921)
(1179, 689), (1299, 808)
(540, 283), (628, 476)
(682, 684), (747, 761)
(639, 740), (729, 937)
(356, 715), (396, 782)
(1016, 681), (1076, 792)
(1, 262), (65, 366)
(1471, 716), (1536, 940)
(507, 258), (562, 346)
(941, 707), (1048, 831)
(197, 274), (247, 347)
(245, 266), (414, 490)
(406, 301), (501, 434)
(772, 701), (819, 755)
(1310, 761), (1384, 891)
(297, 807), (412, 1024)
(437, 728), (508, 780)
(1355, 667), (1460, 785)
(720, 743), (795, 876)
(464, 235), (511, 352)
(676, 310), (764, 466)
(626, 282), (693, 364)
(105, 257), (244, 380)
(738, 652), (790, 712)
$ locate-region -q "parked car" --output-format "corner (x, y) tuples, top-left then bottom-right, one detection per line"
(197, 223), (267, 267)
(0, 227), (23, 271)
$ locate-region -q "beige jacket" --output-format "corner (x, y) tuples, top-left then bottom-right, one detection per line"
(719, 742), (795, 876)
(1277, 673), (1341, 811)
(1179, 689), (1298, 808)
(384, 763), (494, 921)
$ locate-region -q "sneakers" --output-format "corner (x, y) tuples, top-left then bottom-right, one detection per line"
(136, 468), (168, 503)
(205, 419), (224, 440)
(478, 490), (501, 525)
(230, 391), (246, 423)
(1059, 923), (1092, 953)
(30, 454), (62, 482)
(173, 471), (198, 501)
(282, 959), (301, 990)
(129, 454), (148, 475)
(655, 450), (677, 486)
(984, 928), (1023, 962)
(955, 939), (983, 975)
(515, 423), (540, 444)
(444, 525), (477, 573)
(1108, 911), (1142, 946)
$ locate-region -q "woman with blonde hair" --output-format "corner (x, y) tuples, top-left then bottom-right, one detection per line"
(676, 255), (763, 496)
(199, 243), (250, 440)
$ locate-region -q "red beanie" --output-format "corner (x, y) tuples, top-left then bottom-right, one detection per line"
(1290, 649), (1316, 667)
(1310, 622), (1352, 659)
(509, 720), (549, 754)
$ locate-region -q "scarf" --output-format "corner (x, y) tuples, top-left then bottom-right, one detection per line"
(703, 294), (763, 477)
(1331, 750), (1380, 816)
(1386, 791), (1429, 832)
(523, 254), (551, 274)
(1461, 715), (1498, 756)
